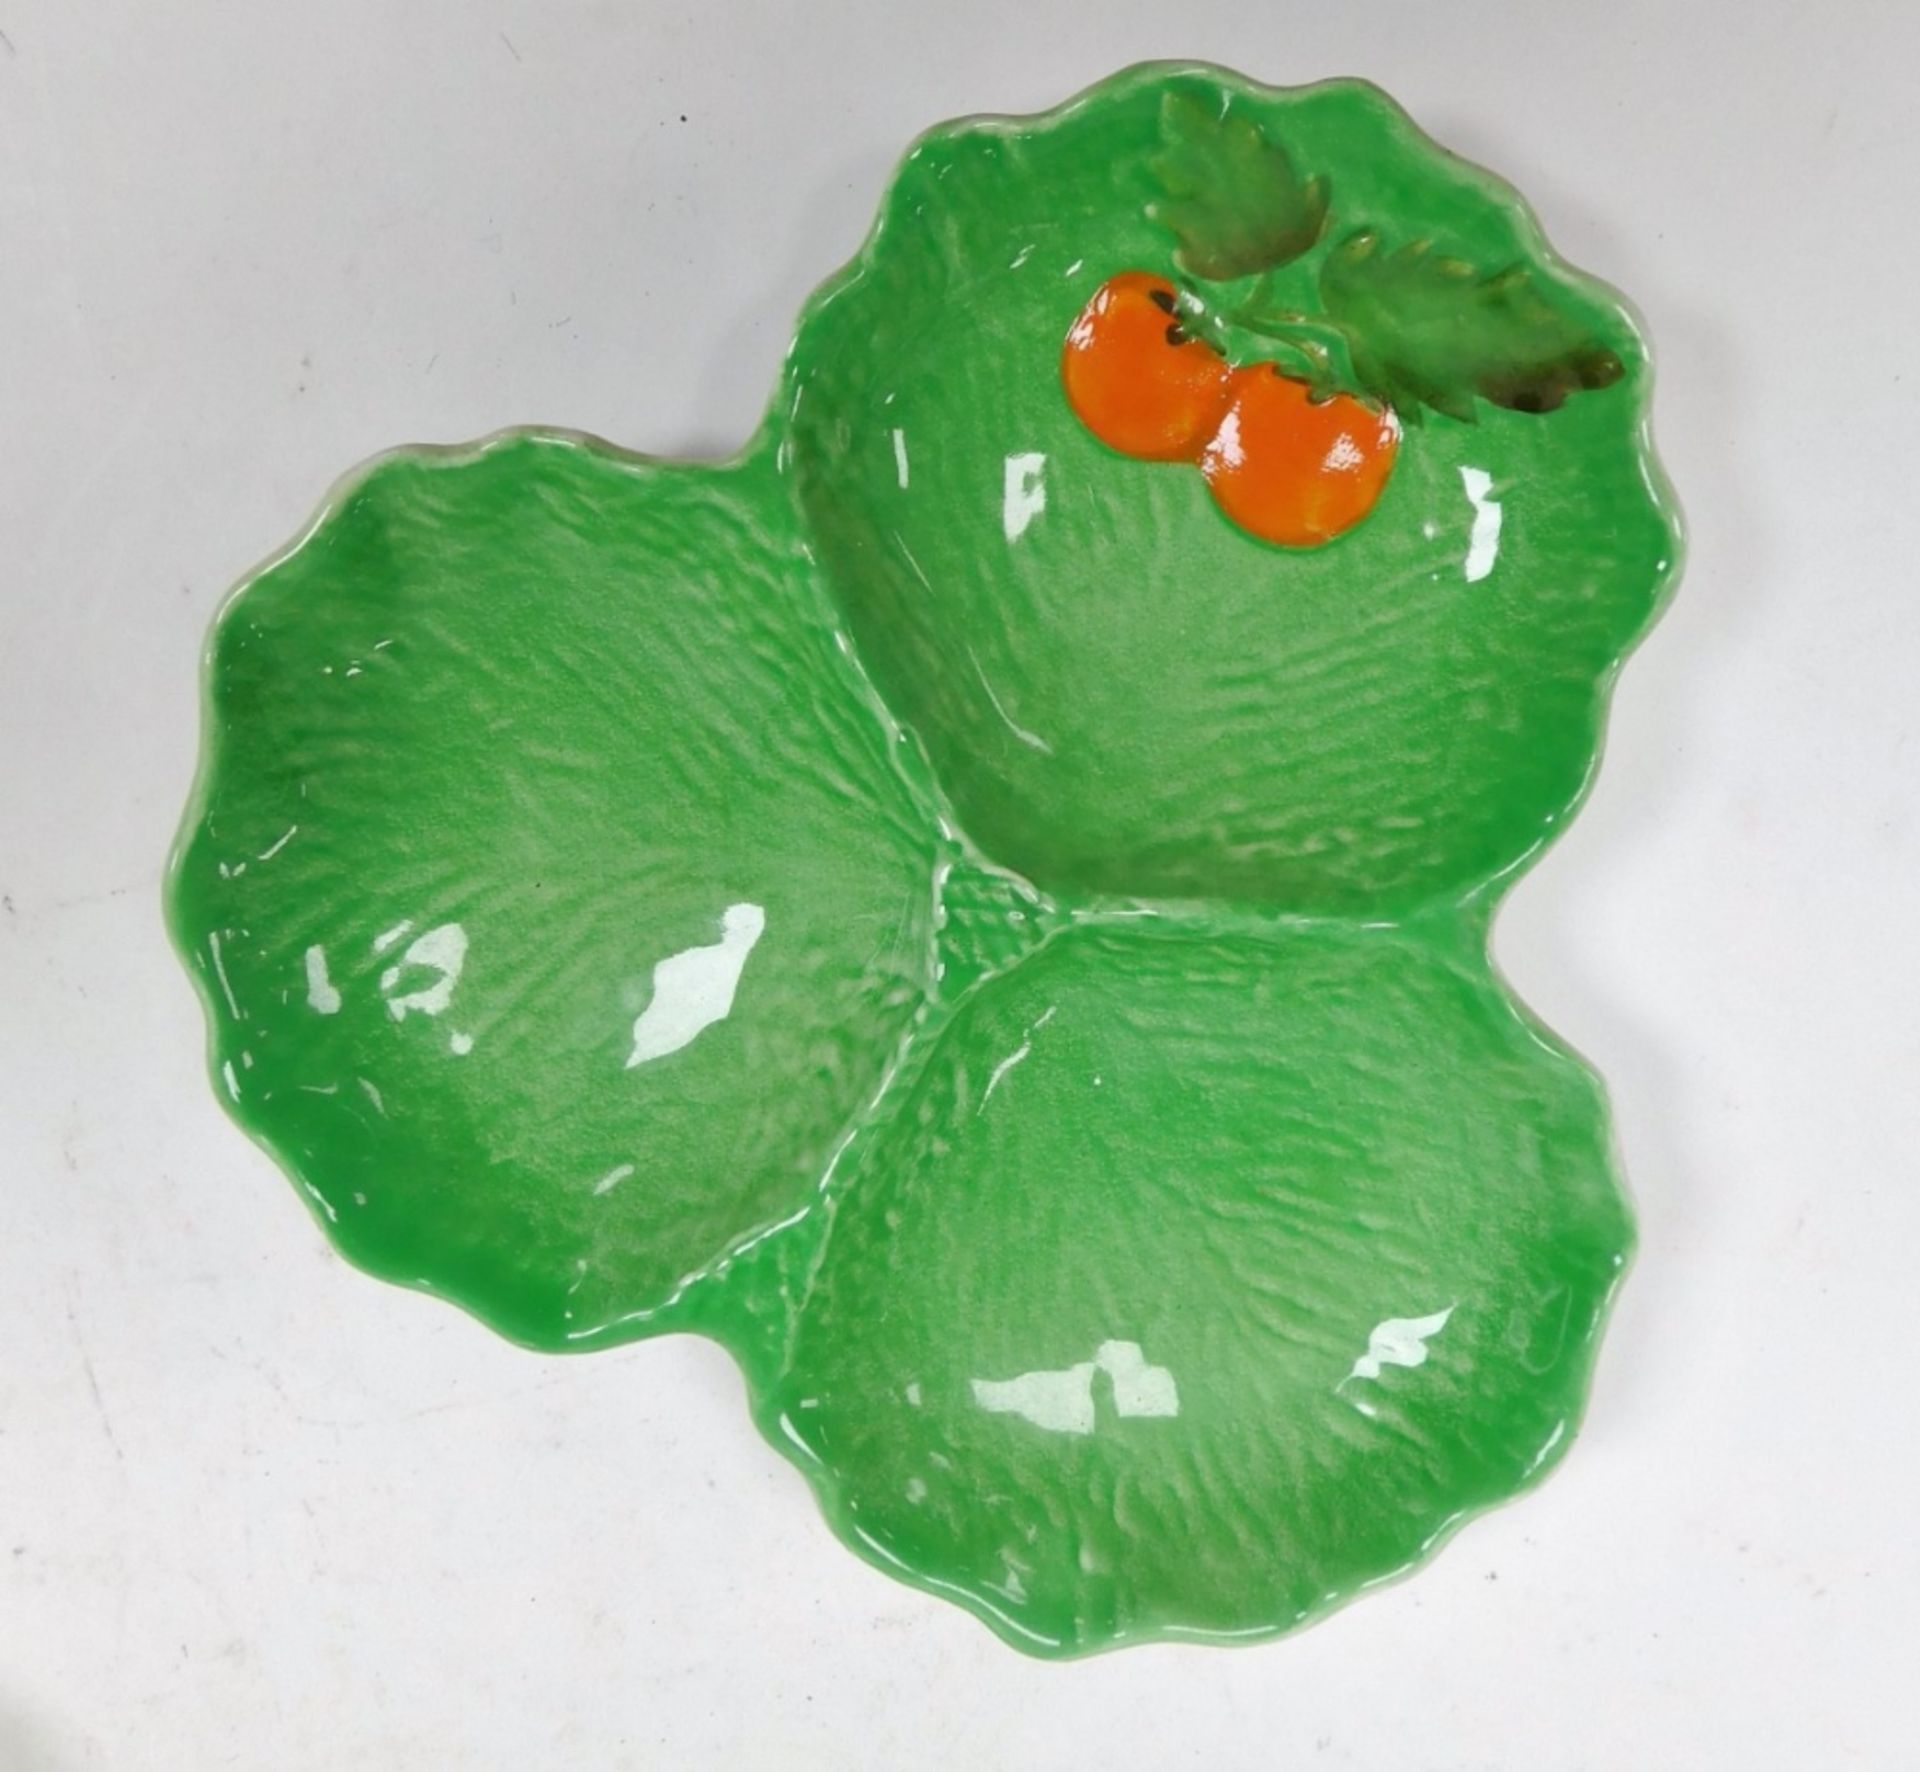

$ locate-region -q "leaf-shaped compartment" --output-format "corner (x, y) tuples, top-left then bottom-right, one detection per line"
(767, 919), (1630, 1654)
(169, 433), (939, 1350)
(785, 71), (1677, 912)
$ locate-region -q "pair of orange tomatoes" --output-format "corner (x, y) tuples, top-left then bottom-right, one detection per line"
(1061, 271), (1399, 547)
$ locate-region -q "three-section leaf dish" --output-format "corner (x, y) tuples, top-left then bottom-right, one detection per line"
(168, 63), (1681, 1656)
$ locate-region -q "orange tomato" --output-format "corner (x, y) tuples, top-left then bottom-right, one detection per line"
(1062, 272), (1232, 462)
(1200, 366), (1399, 547)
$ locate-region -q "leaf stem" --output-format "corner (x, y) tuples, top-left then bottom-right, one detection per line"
(1227, 306), (1357, 399)
(1173, 277), (1363, 402)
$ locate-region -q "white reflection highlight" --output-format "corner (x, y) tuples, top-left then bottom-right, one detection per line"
(980, 1040), (1030, 1108)
(895, 535), (934, 591)
(973, 1361), (1096, 1434)
(304, 944), (341, 1015)
(207, 931), (242, 1019)
(1324, 432), (1363, 473)
(380, 922), (467, 1021)
(1100, 1340), (1179, 1418)
(1345, 1306), (1454, 1389)
(626, 902), (766, 1069)
(1524, 1418), (1568, 1475)
(970, 649), (1052, 754)
(1210, 408), (1245, 469)
(978, 1003), (1056, 1112)
(971, 1340), (1178, 1435)
(1460, 467), (1503, 583)
(1001, 451), (1047, 543)
(891, 427), (910, 489)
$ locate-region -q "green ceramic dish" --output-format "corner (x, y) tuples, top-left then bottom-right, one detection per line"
(167, 63), (1681, 1656)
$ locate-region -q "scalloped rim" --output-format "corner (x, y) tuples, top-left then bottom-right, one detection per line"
(750, 66), (1674, 1652)
(165, 62), (1681, 1658)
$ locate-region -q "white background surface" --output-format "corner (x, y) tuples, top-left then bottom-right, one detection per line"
(3, 2), (1916, 1766)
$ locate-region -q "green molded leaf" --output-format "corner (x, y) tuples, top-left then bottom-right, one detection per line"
(1321, 229), (1627, 422)
(1148, 88), (1329, 279)
(768, 920), (1629, 1654)
(170, 433), (938, 1350)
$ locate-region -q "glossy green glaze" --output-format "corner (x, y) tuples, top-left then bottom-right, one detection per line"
(771, 920), (1627, 1652)
(168, 64), (1680, 1656)
(172, 441), (939, 1347)
(789, 75), (1669, 908)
